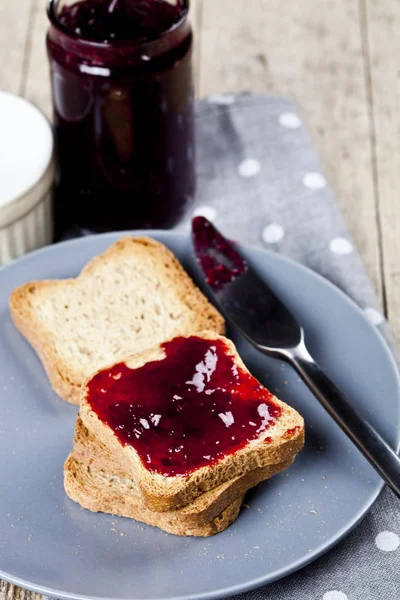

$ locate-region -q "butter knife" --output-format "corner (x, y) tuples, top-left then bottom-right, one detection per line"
(192, 216), (400, 498)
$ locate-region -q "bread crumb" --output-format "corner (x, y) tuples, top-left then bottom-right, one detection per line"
(310, 509), (317, 514)
(216, 554), (225, 560)
(243, 503), (250, 509)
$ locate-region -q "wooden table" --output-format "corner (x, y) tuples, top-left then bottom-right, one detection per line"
(0, 1), (399, 598)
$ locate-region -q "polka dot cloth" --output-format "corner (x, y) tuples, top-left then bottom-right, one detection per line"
(364, 307), (384, 326)
(279, 111), (302, 129)
(375, 531), (400, 552)
(238, 158), (261, 178)
(193, 205), (217, 222)
(329, 237), (354, 255)
(303, 172), (327, 190)
(262, 224), (285, 244)
(323, 592), (348, 600)
(209, 94), (236, 106)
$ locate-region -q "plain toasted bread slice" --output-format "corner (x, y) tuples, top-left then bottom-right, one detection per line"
(79, 331), (305, 512)
(64, 455), (243, 537)
(71, 417), (294, 527)
(9, 237), (225, 404)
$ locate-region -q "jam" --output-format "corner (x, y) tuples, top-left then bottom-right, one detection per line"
(46, 0), (194, 237)
(58, 0), (185, 43)
(283, 426), (301, 438)
(192, 216), (247, 290)
(86, 336), (282, 476)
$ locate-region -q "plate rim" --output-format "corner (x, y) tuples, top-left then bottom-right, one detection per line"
(0, 230), (399, 600)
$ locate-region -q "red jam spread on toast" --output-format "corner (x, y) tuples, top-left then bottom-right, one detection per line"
(192, 216), (247, 290)
(283, 426), (301, 438)
(86, 336), (281, 476)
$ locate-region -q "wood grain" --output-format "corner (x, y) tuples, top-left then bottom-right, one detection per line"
(0, 576), (40, 600)
(22, 0), (52, 118)
(0, 5), (46, 597)
(363, 0), (400, 344)
(190, 0), (202, 93)
(0, 0), (35, 96)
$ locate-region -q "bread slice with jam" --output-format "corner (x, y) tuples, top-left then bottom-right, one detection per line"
(79, 330), (304, 512)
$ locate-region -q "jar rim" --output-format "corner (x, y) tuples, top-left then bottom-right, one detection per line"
(47, 0), (190, 49)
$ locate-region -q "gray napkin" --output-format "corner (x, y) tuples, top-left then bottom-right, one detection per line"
(55, 93), (399, 600)
(177, 93), (399, 600)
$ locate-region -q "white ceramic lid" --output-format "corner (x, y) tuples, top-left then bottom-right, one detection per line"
(0, 91), (54, 208)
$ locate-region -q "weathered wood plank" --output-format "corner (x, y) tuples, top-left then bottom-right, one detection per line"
(199, 0), (383, 302)
(21, 0), (52, 118)
(0, 0), (34, 95)
(364, 0), (400, 344)
(0, 576), (42, 600)
(190, 0), (202, 93)
(0, 5), (44, 599)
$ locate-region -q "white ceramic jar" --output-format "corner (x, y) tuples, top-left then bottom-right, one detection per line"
(0, 91), (54, 264)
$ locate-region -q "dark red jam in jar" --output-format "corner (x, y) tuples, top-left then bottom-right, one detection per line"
(86, 336), (282, 476)
(46, 0), (194, 238)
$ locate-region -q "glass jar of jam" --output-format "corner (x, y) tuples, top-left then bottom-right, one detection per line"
(46, 0), (194, 238)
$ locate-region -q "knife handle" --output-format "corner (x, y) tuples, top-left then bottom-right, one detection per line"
(289, 344), (400, 499)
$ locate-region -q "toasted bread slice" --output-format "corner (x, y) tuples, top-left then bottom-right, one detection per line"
(79, 331), (305, 512)
(64, 455), (243, 537)
(9, 237), (225, 404)
(70, 417), (294, 527)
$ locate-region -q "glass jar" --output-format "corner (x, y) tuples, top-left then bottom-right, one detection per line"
(46, 0), (194, 237)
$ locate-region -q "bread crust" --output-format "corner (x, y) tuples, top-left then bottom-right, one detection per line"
(64, 455), (243, 537)
(70, 417), (294, 527)
(9, 237), (225, 404)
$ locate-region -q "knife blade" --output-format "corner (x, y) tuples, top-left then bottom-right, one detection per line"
(191, 215), (400, 499)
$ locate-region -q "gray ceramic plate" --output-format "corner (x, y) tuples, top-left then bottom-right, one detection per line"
(0, 231), (399, 600)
